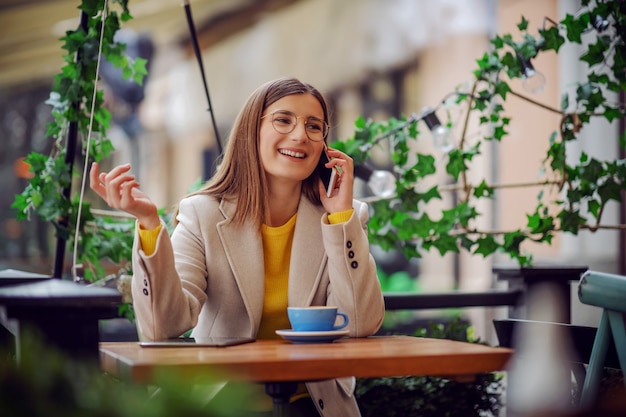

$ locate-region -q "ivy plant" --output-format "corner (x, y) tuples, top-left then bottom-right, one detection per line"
(336, 0), (626, 266)
(11, 0), (147, 318)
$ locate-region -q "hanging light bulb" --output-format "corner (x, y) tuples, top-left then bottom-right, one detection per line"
(518, 53), (546, 94)
(421, 107), (455, 153)
(354, 164), (396, 198)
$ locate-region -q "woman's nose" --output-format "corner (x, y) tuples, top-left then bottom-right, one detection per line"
(290, 119), (309, 141)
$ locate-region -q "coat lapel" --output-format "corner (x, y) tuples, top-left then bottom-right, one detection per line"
(216, 199), (264, 332)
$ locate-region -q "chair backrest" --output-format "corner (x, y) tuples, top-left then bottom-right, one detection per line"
(579, 270), (626, 313)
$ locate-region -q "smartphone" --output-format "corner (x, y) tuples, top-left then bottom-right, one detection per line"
(139, 336), (255, 348)
(318, 146), (339, 197)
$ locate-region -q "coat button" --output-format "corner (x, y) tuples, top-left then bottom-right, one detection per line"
(346, 241), (352, 248)
(318, 399), (324, 410)
(348, 250), (355, 259)
(351, 261), (358, 269)
(143, 288), (149, 296)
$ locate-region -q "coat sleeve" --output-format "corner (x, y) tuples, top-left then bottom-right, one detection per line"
(322, 200), (385, 337)
(131, 197), (208, 341)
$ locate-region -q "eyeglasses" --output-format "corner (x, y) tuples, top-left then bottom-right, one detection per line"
(261, 110), (329, 142)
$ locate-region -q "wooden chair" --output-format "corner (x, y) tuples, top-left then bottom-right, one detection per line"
(577, 270), (626, 407)
(495, 270), (626, 408)
(493, 319), (620, 394)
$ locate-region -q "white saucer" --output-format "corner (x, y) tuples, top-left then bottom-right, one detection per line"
(275, 329), (349, 344)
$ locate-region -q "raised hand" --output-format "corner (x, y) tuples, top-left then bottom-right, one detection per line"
(89, 162), (160, 230)
(318, 147), (354, 214)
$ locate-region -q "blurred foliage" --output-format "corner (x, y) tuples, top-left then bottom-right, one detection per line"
(0, 329), (247, 417)
(377, 268), (419, 293)
(336, 0), (626, 266)
(356, 318), (504, 417)
(376, 268), (421, 329)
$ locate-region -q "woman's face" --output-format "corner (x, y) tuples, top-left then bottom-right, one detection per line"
(259, 93), (326, 189)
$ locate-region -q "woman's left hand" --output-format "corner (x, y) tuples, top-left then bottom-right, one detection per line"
(319, 147), (354, 214)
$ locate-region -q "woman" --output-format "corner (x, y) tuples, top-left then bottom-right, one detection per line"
(90, 77), (385, 416)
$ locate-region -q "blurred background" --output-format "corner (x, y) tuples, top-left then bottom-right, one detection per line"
(0, 0), (622, 341)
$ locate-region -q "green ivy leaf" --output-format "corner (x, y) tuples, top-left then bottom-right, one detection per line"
(538, 26), (565, 52)
(598, 179), (621, 203)
(526, 212), (554, 234)
(562, 13), (586, 43)
(473, 180), (494, 198)
(517, 16), (529, 31)
(494, 81), (511, 100)
(580, 40), (607, 67)
(474, 235), (498, 257)
(604, 106), (623, 123)
(429, 234), (460, 256)
(588, 199), (601, 218)
(503, 231), (525, 254)
(558, 210), (585, 234)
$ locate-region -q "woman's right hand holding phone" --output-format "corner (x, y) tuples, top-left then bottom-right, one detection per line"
(89, 162), (161, 230)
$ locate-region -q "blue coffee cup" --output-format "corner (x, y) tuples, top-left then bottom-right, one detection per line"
(287, 306), (349, 332)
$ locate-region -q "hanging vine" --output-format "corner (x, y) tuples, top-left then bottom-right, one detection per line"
(11, 0), (147, 317)
(336, 0), (626, 266)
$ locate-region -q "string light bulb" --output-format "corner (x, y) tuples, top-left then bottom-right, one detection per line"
(421, 107), (455, 153)
(518, 53), (546, 94)
(591, 14), (609, 32)
(354, 164), (396, 198)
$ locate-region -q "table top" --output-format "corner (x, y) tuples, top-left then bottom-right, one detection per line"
(0, 268), (51, 288)
(492, 265), (588, 282)
(0, 278), (121, 306)
(100, 335), (513, 384)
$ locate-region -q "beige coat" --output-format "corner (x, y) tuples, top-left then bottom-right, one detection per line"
(132, 194), (385, 416)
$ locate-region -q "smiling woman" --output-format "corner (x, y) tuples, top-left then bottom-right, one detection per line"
(258, 93), (328, 199)
(89, 77), (385, 417)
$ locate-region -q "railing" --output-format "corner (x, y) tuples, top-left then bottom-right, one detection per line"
(383, 265), (589, 324)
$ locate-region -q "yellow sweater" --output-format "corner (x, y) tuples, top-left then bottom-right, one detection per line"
(138, 209), (354, 336)
(138, 209), (354, 335)
(256, 214), (296, 339)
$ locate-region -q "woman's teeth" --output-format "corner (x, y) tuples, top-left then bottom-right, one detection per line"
(279, 149), (305, 159)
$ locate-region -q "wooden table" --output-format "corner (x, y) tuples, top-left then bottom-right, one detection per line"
(100, 336), (513, 416)
(0, 278), (120, 360)
(493, 265), (589, 323)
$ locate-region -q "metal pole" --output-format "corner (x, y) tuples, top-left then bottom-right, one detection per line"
(182, 0), (223, 156)
(52, 11), (89, 279)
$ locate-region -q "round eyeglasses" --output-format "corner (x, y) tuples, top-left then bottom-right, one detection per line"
(261, 110), (329, 142)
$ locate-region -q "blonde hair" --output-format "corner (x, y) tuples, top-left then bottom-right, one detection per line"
(187, 77), (330, 227)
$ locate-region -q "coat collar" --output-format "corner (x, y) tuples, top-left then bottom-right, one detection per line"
(216, 196), (326, 329)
